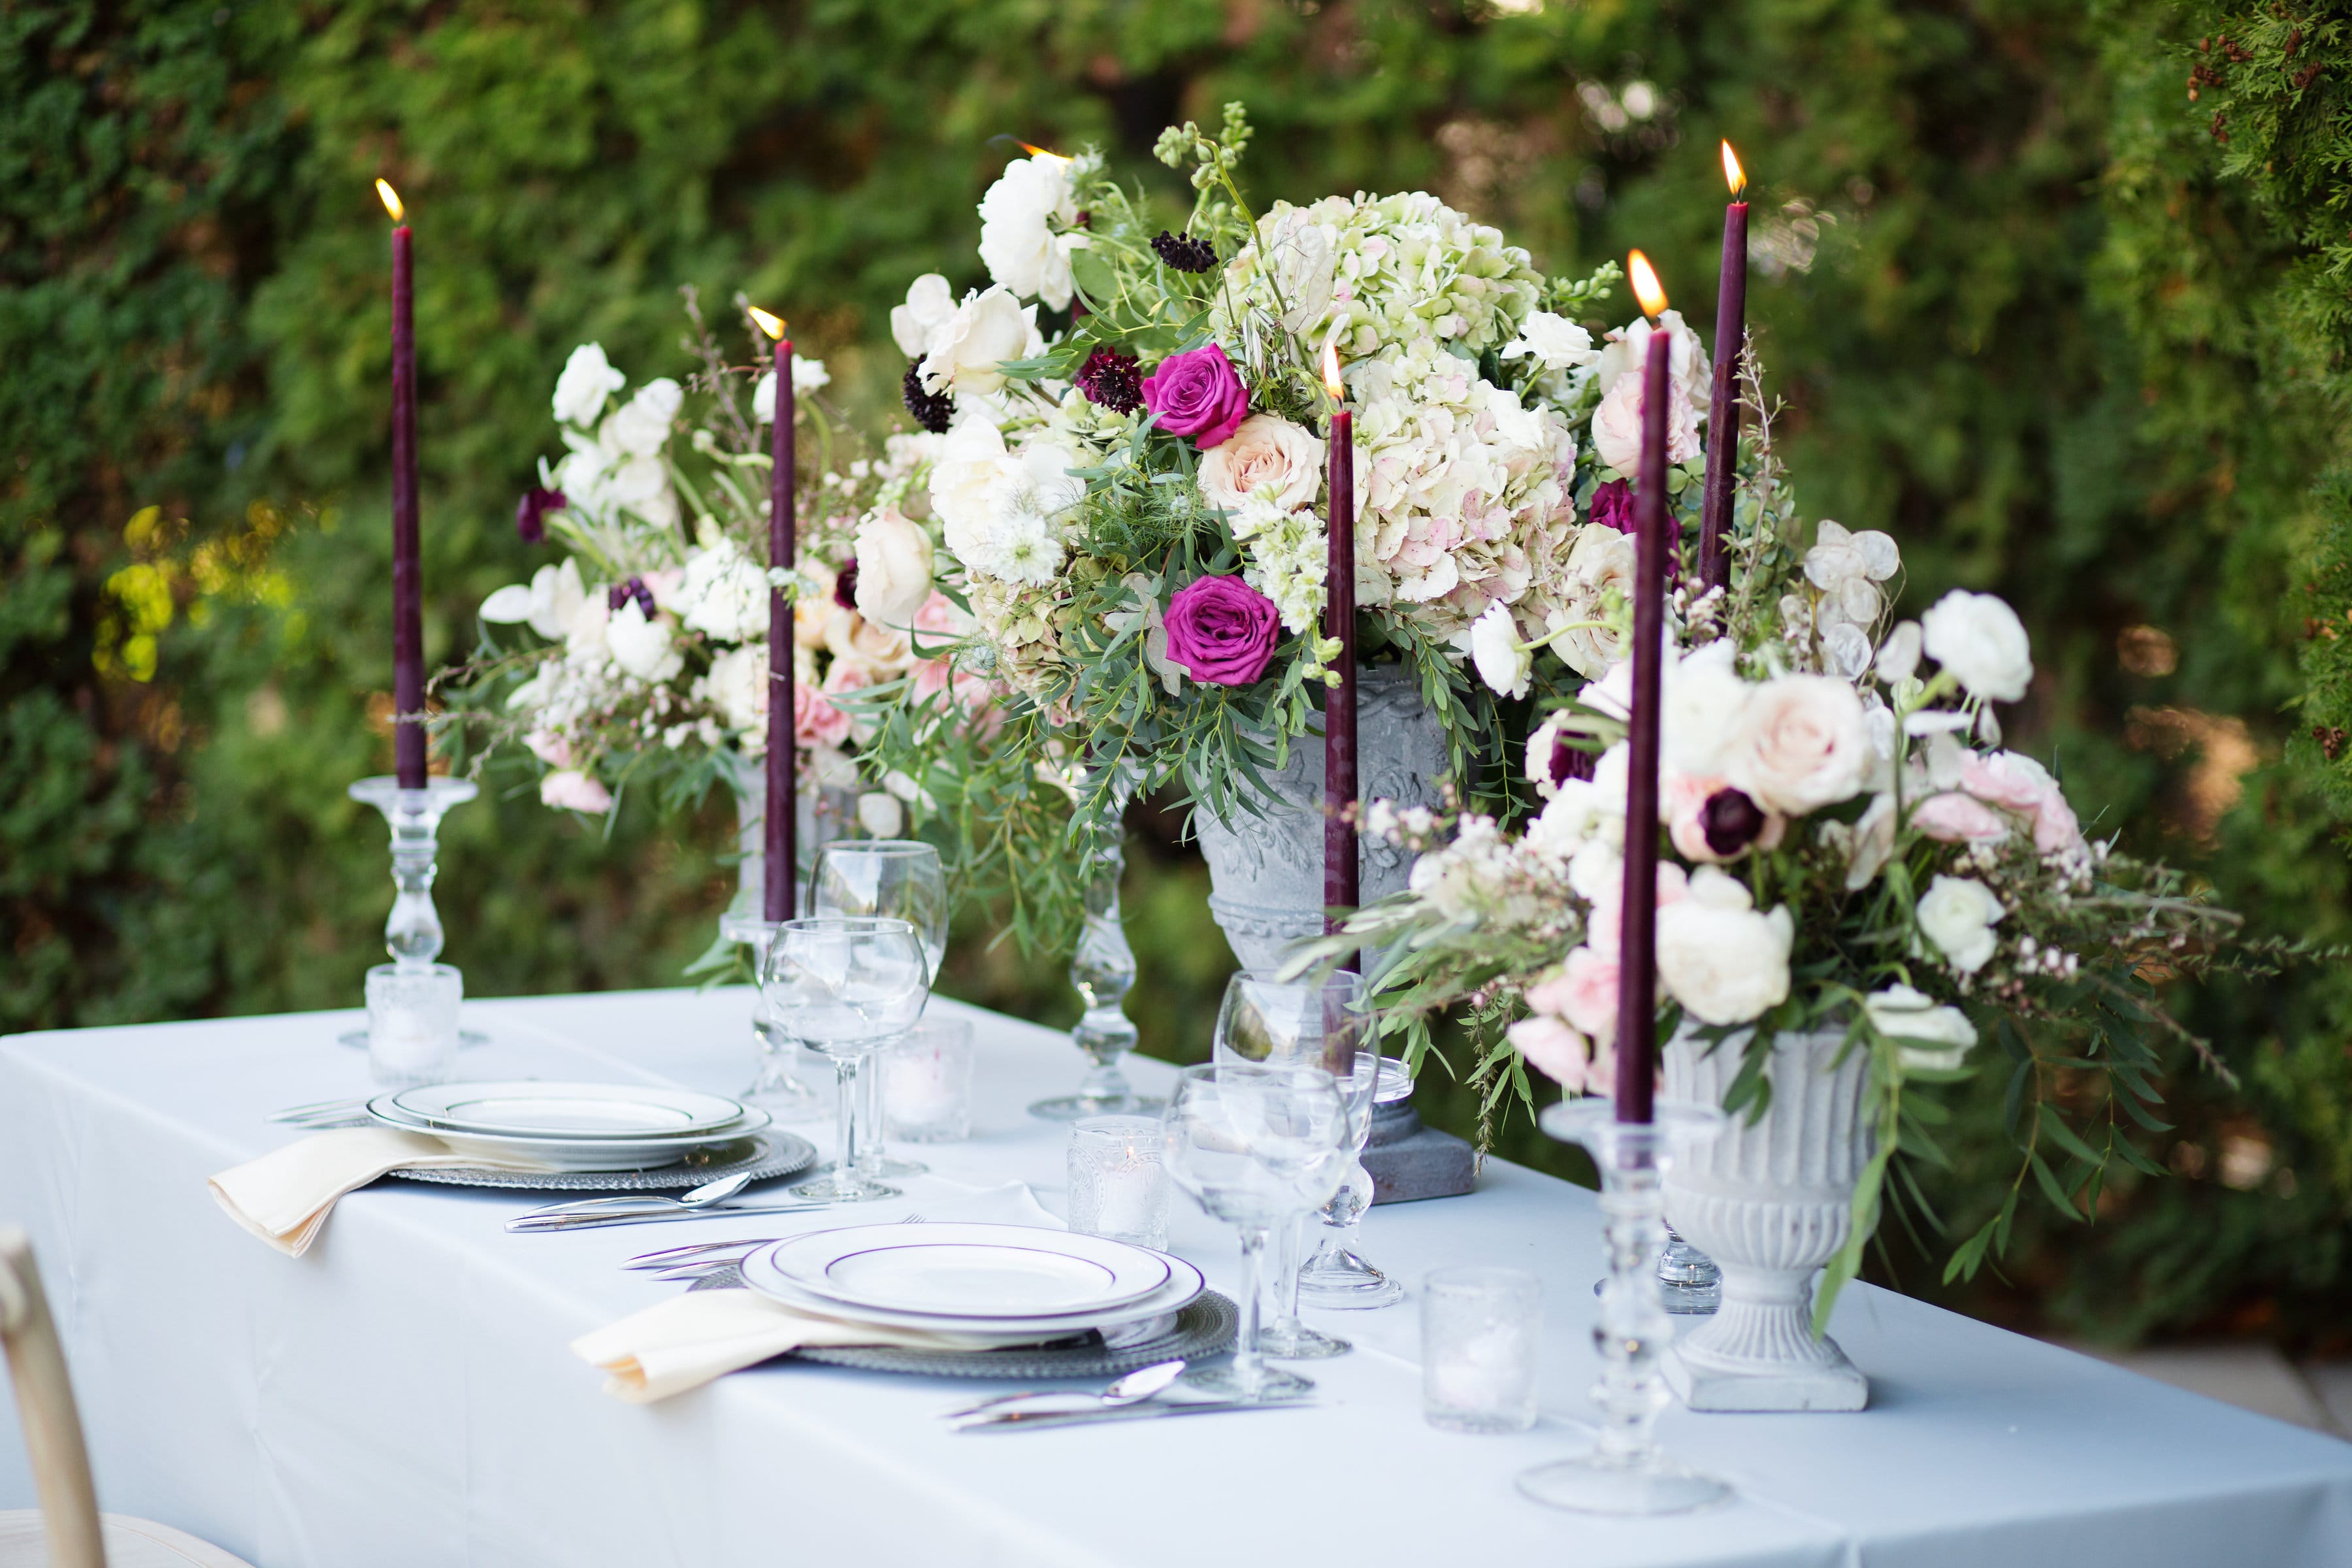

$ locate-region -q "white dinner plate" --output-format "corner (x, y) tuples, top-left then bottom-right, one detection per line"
(741, 1230), (1204, 1336)
(365, 1094), (772, 1171)
(385, 1081), (749, 1140)
(763, 1223), (1171, 1316)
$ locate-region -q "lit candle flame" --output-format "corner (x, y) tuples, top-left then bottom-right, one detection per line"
(747, 306), (787, 342)
(1628, 250), (1669, 319)
(1321, 338), (1345, 402)
(1722, 140), (1746, 197)
(375, 178), (404, 224)
(1014, 140), (1069, 163)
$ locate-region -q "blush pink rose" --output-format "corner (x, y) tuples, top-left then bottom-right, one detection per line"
(1505, 1015), (1592, 1093)
(539, 769), (612, 813)
(1163, 575), (1281, 685)
(794, 679), (853, 750)
(1912, 791), (2011, 844)
(1959, 751), (2082, 854)
(1139, 343), (1249, 449)
(2032, 791), (2082, 854)
(1586, 862), (1690, 953)
(525, 729), (572, 769)
(1557, 945), (1623, 1043)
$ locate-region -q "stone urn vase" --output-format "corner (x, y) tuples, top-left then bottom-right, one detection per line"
(1192, 664), (1452, 976)
(1661, 1022), (1874, 1412)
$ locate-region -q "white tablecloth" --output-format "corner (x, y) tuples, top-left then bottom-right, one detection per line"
(2, 988), (2347, 1568)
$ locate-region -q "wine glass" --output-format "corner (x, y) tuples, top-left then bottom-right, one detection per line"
(762, 917), (930, 1203)
(808, 841), (948, 1180)
(1210, 973), (1382, 1358)
(1297, 1056), (1412, 1309)
(1161, 1061), (1352, 1401)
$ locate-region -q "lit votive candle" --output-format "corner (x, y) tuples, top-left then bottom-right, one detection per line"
(882, 1017), (973, 1143)
(1067, 1115), (1170, 1250)
(1422, 1266), (1542, 1433)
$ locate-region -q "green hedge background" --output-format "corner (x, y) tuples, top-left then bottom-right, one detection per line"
(7, 0), (2349, 1349)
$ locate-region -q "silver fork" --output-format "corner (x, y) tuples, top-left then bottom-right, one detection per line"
(269, 1098), (373, 1128)
(656, 1211), (925, 1288)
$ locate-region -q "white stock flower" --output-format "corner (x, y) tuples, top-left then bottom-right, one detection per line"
(604, 378), (682, 457)
(919, 285), (1042, 397)
(751, 357), (832, 417)
(1501, 311), (1599, 372)
(552, 343), (626, 427)
(1862, 983), (1978, 1071)
(1656, 868), (1793, 1025)
(606, 599), (683, 682)
(1917, 874), (2004, 973)
(677, 539), (770, 644)
(1228, 500), (1326, 634)
(890, 274), (959, 359)
(852, 508), (936, 627)
(1921, 590), (2033, 703)
(1198, 414), (1324, 514)
(1724, 674), (1871, 816)
(1469, 601), (1532, 699)
(698, 644), (768, 732)
(977, 154), (1086, 310)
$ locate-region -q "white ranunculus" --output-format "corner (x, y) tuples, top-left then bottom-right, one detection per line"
(1862, 983), (1978, 1070)
(1662, 642), (1751, 777)
(1917, 874), (2004, 973)
(751, 357), (832, 419)
(677, 539), (770, 644)
(698, 644), (768, 732)
(977, 154), (1086, 310)
(552, 343), (627, 427)
(1469, 601), (1532, 699)
(1589, 370), (1701, 474)
(1921, 589), (2033, 704)
(604, 378), (682, 457)
(853, 508), (936, 627)
(1501, 311), (1600, 372)
(520, 559), (586, 640)
(606, 600), (683, 682)
(1656, 868), (1793, 1025)
(1591, 309), (1711, 405)
(1198, 414), (1324, 514)
(919, 285), (1042, 397)
(892, 274), (960, 359)
(1724, 673), (1872, 816)
(856, 790), (906, 839)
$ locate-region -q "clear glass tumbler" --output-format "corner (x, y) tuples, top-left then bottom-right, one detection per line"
(1422, 1267), (1542, 1433)
(365, 962), (461, 1087)
(1066, 1116), (1171, 1249)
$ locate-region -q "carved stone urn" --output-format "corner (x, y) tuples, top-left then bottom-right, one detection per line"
(1192, 664), (1452, 977)
(1661, 1022), (1874, 1412)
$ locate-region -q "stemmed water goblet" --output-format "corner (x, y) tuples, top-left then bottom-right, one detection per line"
(807, 840), (949, 1180)
(1209, 973), (1382, 1358)
(1160, 1060), (1353, 1402)
(762, 917), (931, 1203)
(1296, 1056), (1411, 1309)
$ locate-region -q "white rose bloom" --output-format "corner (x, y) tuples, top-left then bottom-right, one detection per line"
(1862, 983), (1978, 1071)
(751, 357), (832, 418)
(1661, 642), (1751, 777)
(977, 154), (1087, 310)
(606, 599), (683, 682)
(1656, 868), (1793, 1025)
(1917, 874), (2004, 973)
(1469, 601), (1532, 699)
(1591, 309), (1710, 405)
(919, 285), (1042, 397)
(1548, 526), (1637, 677)
(698, 644), (768, 732)
(1501, 311), (1599, 372)
(1198, 414), (1325, 514)
(1921, 589), (2033, 703)
(604, 378), (682, 457)
(1590, 370), (1701, 474)
(1567, 838), (1623, 903)
(678, 539), (770, 644)
(891, 274), (960, 359)
(852, 508), (937, 627)
(1724, 674), (1871, 816)
(551, 343), (627, 427)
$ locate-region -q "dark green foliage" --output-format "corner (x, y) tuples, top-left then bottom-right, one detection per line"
(6, 0), (2347, 1346)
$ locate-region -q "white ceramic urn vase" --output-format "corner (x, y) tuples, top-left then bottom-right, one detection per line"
(1661, 1022), (1874, 1412)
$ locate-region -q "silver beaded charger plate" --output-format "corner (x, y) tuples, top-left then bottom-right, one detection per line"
(791, 1290), (1236, 1380)
(383, 1131), (817, 1192)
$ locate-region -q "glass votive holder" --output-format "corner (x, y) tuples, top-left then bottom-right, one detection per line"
(365, 962), (461, 1088)
(1066, 1115), (1170, 1250)
(1422, 1266), (1542, 1433)
(882, 1017), (974, 1143)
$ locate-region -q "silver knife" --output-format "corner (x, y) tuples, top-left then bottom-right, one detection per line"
(956, 1399), (1316, 1433)
(504, 1202), (836, 1233)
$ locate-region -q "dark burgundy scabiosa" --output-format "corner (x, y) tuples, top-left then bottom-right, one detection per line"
(515, 487), (566, 543)
(902, 359), (955, 434)
(1590, 479), (1635, 536)
(832, 559), (860, 610)
(607, 576), (657, 617)
(1700, 787), (1769, 857)
(1151, 230), (1217, 273)
(1548, 735), (1597, 788)
(1074, 346), (1143, 414)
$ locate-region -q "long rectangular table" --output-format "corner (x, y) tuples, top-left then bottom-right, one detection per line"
(3, 988), (2348, 1567)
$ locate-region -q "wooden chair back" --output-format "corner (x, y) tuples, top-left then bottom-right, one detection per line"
(0, 1226), (106, 1568)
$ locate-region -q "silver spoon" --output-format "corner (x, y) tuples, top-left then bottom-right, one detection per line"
(941, 1360), (1189, 1421)
(516, 1171), (755, 1220)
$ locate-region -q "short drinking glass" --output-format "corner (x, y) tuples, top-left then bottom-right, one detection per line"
(1422, 1267), (1542, 1433)
(1066, 1116), (1171, 1250)
(365, 963), (461, 1087)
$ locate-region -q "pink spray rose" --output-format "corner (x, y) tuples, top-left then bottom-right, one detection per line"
(1162, 575), (1281, 686)
(1911, 791), (2012, 844)
(1505, 1015), (1593, 1094)
(1139, 343), (1249, 449)
(794, 680), (853, 750)
(539, 769), (612, 814)
(1959, 750), (2082, 855)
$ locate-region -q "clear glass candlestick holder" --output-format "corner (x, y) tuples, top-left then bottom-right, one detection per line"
(1516, 1098), (1731, 1518)
(1030, 843), (1164, 1121)
(718, 913), (828, 1122)
(346, 776), (480, 1051)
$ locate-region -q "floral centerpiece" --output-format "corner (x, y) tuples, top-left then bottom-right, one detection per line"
(854, 105), (1725, 947)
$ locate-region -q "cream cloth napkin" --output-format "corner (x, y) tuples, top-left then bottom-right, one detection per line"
(209, 1128), (554, 1258)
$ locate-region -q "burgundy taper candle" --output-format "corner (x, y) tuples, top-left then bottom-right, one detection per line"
(1322, 344), (1359, 936)
(1614, 253), (1672, 1124)
(1698, 142), (1749, 595)
(757, 314), (797, 923)
(381, 180), (427, 789)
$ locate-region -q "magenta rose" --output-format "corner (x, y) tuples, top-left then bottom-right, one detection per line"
(1140, 343), (1249, 449)
(1163, 575), (1281, 686)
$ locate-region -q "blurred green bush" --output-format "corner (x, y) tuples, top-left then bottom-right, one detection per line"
(5, 0), (2347, 1349)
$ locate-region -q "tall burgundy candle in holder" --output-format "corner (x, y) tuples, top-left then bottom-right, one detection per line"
(749, 306), (798, 924)
(378, 178), (427, 789)
(1698, 142), (1748, 595)
(1613, 250), (1674, 1126)
(1320, 340), (1359, 939)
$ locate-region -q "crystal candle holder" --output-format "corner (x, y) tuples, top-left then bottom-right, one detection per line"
(1516, 1098), (1731, 1517)
(717, 913), (826, 1122)
(1030, 843), (1163, 1120)
(1066, 1115), (1170, 1250)
(365, 962), (461, 1086)
(347, 776), (476, 1055)
(883, 1017), (974, 1143)
(1422, 1266), (1542, 1433)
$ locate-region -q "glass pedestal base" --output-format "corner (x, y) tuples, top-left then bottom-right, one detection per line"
(1515, 1457), (1731, 1516)
(1259, 1322), (1350, 1359)
(1027, 1090), (1168, 1121)
(1179, 1364), (1315, 1401)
